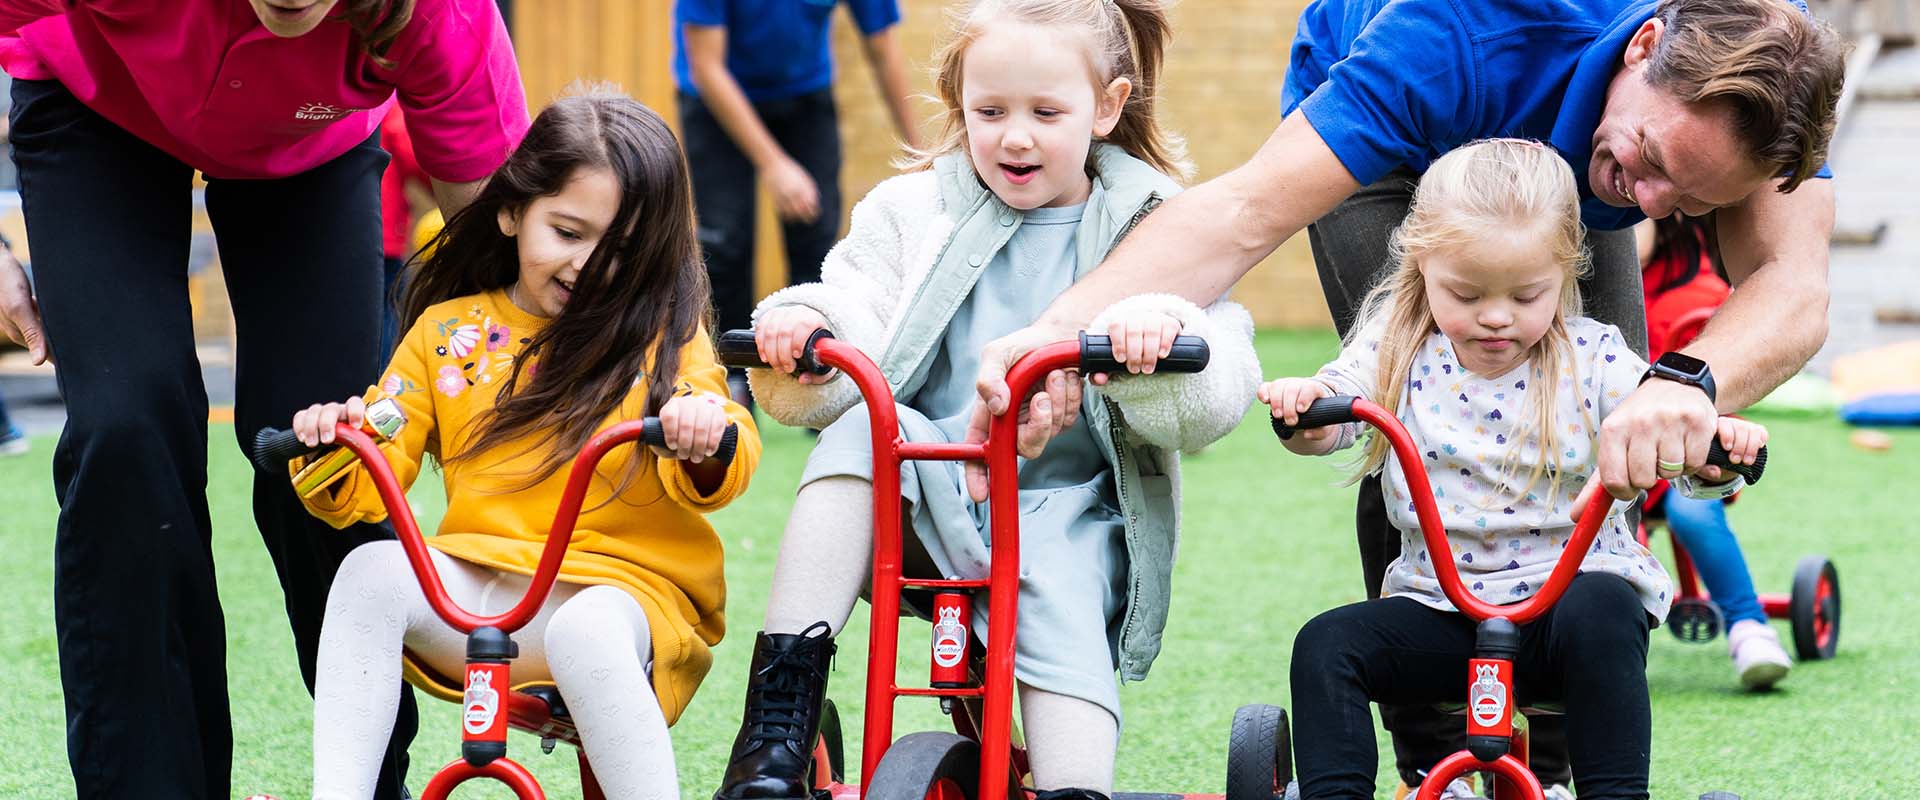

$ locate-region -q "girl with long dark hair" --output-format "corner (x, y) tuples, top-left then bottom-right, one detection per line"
(283, 90), (760, 800)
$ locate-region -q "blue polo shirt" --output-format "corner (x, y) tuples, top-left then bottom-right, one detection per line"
(1281, 0), (1822, 231)
(673, 0), (902, 103)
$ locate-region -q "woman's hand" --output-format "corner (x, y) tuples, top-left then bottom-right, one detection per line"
(0, 250), (48, 365)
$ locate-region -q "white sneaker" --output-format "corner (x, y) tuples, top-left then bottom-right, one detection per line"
(1728, 619), (1793, 690)
(0, 425), (27, 456)
(1542, 785), (1576, 800)
(1436, 779), (1486, 800)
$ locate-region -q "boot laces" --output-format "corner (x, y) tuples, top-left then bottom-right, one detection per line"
(746, 621), (832, 748)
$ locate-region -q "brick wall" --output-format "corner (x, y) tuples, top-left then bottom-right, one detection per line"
(827, 0), (1331, 328)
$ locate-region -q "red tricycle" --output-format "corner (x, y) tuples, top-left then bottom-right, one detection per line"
(1637, 487), (1840, 661)
(1227, 395), (1763, 800)
(716, 327), (1245, 800)
(1636, 307), (1840, 661)
(251, 417), (736, 800)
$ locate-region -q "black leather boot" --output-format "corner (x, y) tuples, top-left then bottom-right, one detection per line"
(1032, 788), (1113, 800)
(715, 621), (837, 800)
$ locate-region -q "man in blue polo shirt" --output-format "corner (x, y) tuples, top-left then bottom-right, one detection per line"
(966, 1), (1843, 794)
(675, 0), (921, 409)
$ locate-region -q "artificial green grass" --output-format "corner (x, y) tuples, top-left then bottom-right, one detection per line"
(2, 328), (1916, 798)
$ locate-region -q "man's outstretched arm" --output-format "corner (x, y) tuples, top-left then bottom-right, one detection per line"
(973, 111), (1359, 414)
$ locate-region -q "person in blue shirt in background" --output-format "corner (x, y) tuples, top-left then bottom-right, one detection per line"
(962, 0), (1846, 796)
(674, 0), (923, 411)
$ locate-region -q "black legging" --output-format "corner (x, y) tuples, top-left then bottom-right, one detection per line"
(1304, 165), (1646, 789)
(11, 77), (415, 800)
(678, 88), (843, 336)
(1289, 574), (1653, 800)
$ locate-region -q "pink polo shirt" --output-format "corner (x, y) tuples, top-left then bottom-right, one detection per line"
(0, 0), (529, 181)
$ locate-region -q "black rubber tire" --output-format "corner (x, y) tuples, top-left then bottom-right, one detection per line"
(1789, 556), (1841, 661)
(866, 732), (981, 800)
(819, 699), (846, 783)
(1226, 704), (1291, 800)
(1667, 597), (1725, 644)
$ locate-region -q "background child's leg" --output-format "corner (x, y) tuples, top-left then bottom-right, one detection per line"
(1659, 495), (1791, 687)
(311, 542), (572, 799)
(763, 475), (874, 635)
(546, 585), (678, 800)
(1019, 686), (1118, 793)
(1661, 495), (1765, 626)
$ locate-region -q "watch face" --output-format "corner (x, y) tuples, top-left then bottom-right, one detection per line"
(1658, 352), (1709, 379)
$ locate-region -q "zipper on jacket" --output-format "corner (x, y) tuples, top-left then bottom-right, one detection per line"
(1108, 193), (1163, 681)
(1112, 196), (1163, 250)
(1108, 395), (1149, 680)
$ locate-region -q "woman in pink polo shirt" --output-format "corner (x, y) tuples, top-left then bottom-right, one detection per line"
(0, 2), (528, 798)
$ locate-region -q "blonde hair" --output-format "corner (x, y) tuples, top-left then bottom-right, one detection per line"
(1344, 139), (1591, 506)
(899, 0), (1191, 180)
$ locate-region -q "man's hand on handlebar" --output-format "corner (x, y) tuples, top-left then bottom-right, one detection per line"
(973, 320), (1080, 417)
(1571, 415), (1770, 521)
(963, 367), (1082, 502)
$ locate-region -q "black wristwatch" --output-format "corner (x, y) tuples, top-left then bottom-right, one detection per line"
(1640, 351), (1716, 403)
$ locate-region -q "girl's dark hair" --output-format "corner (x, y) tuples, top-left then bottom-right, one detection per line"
(342, 0), (416, 68)
(1647, 215), (1716, 296)
(402, 87), (712, 487)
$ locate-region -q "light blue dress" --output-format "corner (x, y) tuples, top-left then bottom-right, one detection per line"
(798, 202), (1128, 720)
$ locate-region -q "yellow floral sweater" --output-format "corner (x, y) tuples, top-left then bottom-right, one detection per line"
(291, 289), (759, 724)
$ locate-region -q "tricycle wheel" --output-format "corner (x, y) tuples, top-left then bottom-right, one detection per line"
(1789, 556), (1841, 661)
(819, 699), (846, 783)
(866, 732), (980, 800)
(1226, 704), (1291, 800)
(1667, 597), (1724, 644)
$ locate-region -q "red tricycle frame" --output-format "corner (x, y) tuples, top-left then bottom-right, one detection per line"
(286, 419), (679, 800)
(735, 331), (1227, 800)
(1272, 398), (1758, 800)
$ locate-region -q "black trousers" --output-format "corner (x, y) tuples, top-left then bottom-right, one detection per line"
(1304, 166), (1647, 788)
(678, 88), (843, 336)
(1289, 574), (1653, 800)
(11, 78), (416, 800)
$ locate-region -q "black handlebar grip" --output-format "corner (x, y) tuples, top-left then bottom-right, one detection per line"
(714, 328), (834, 376)
(1078, 332), (1210, 374)
(251, 426), (320, 473)
(1271, 395), (1361, 440)
(715, 329), (765, 368)
(1705, 440), (1767, 486)
(640, 418), (739, 464)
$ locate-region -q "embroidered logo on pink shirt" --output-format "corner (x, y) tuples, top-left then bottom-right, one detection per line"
(294, 102), (365, 122)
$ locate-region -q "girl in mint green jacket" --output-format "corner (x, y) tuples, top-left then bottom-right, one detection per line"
(711, 3), (1260, 800)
